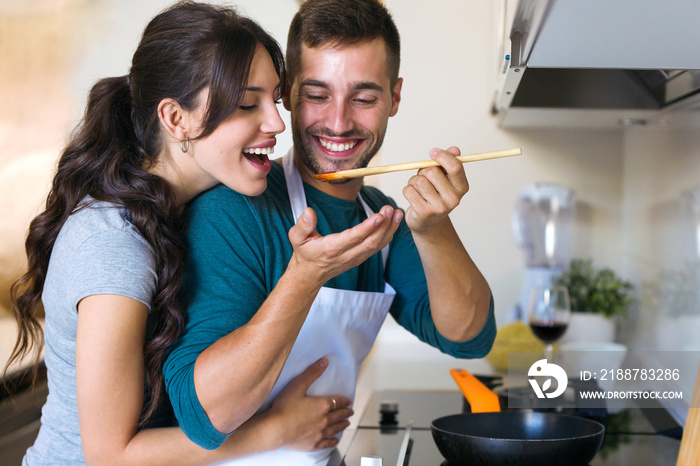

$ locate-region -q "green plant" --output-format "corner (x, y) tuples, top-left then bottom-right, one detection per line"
(554, 259), (634, 319)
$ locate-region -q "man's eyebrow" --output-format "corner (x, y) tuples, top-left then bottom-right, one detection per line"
(352, 82), (383, 92)
(299, 79), (329, 90)
(298, 80), (383, 92)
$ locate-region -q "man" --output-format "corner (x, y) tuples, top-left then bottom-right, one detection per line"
(163, 0), (496, 463)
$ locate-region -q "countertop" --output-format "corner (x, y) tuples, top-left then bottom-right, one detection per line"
(339, 318), (685, 464)
(335, 318), (496, 458)
(337, 389), (682, 465)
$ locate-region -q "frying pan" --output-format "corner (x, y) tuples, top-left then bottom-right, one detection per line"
(430, 369), (605, 466)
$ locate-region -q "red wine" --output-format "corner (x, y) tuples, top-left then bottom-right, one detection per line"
(530, 322), (568, 343)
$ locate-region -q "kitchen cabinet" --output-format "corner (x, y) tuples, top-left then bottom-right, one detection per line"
(493, 0), (700, 128)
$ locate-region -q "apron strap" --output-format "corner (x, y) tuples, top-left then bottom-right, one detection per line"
(283, 150), (390, 268)
(357, 194), (390, 268)
(283, 148), (308, 222)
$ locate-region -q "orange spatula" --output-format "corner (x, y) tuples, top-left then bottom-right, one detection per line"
(450, 368), (501, 413)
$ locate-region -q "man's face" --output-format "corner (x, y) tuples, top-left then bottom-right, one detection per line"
(285, 38), (402, 182)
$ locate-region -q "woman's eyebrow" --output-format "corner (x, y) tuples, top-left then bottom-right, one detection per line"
(245, 81), (283, 93)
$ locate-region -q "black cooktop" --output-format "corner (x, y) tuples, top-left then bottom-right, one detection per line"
(336, 388), (682, 466)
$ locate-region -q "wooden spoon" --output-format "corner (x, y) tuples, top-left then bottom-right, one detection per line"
(313, 148), (522, 182)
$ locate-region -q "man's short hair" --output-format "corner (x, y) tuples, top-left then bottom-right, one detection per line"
(286, 0), (401, 87)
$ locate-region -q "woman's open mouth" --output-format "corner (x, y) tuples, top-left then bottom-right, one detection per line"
(242, 146), (273, 171)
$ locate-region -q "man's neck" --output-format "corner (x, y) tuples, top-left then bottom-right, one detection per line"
(293, 150), (364, 201)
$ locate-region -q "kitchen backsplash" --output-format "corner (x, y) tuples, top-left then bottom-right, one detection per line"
(619, 124), (700, 352)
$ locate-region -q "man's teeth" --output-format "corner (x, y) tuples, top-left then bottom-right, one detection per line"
(319, 139), (358, 152)
(243, 147), (274, 155)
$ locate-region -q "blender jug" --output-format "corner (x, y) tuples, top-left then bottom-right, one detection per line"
(512, 182), (575, 321)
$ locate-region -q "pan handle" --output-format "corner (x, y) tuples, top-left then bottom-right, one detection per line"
(450, 368), (501, 413)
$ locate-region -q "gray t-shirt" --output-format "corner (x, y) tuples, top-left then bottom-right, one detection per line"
(23, 200), (157, 465)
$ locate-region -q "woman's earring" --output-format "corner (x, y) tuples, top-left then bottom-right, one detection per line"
(180, 136), (189, 153)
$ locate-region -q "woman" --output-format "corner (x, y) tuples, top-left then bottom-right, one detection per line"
(4, 2), (398, 464)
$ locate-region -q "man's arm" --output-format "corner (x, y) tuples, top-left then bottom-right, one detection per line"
(401, 146), (493, 343)
(164, 188), (401, 449)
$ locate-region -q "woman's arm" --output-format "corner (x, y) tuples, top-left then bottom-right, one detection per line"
(77, 293), (228, 465)
(227, 357), (353, 453)
(76, 294), (353, 465)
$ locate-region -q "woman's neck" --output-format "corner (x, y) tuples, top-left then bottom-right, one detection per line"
(149, 150), (214, 207)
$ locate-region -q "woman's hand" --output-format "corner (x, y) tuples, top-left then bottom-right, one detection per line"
(287, 206), (403, 287)
(264, 358), (353, 451)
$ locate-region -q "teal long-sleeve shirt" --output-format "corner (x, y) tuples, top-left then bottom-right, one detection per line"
(163, 161), (496, 449)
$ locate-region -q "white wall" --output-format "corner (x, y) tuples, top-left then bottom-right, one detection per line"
(616, 122), (700, 424)
(621, 124), (700, 351)
(69, 0), (300, 141)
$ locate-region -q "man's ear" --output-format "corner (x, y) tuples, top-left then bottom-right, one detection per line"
(282, 83), (292, 111)
(389, 77), (403, 117)
(157, 98), (189, 141)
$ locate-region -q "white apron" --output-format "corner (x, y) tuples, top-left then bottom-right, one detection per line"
(216, 150), (396, 466)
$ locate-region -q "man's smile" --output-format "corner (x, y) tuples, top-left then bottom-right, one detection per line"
(315, 136), (364, 156)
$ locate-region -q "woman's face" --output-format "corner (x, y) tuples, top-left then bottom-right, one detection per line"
(189, 46), (285, 197)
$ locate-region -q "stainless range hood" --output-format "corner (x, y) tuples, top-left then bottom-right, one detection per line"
(493, 0), (700, 128)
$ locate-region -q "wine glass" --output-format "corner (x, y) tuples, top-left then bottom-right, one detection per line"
(528, 286), (571, 361)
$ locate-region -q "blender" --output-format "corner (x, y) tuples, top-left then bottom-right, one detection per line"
(511, 182), (576, 321)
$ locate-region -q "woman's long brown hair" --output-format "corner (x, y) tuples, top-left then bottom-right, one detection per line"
(2, 1), (285, 425)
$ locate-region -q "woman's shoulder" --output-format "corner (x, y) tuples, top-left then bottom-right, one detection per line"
(47, 199), (157, 311)
(63, 199), (129, 232)
(59, 198), (149, 253)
